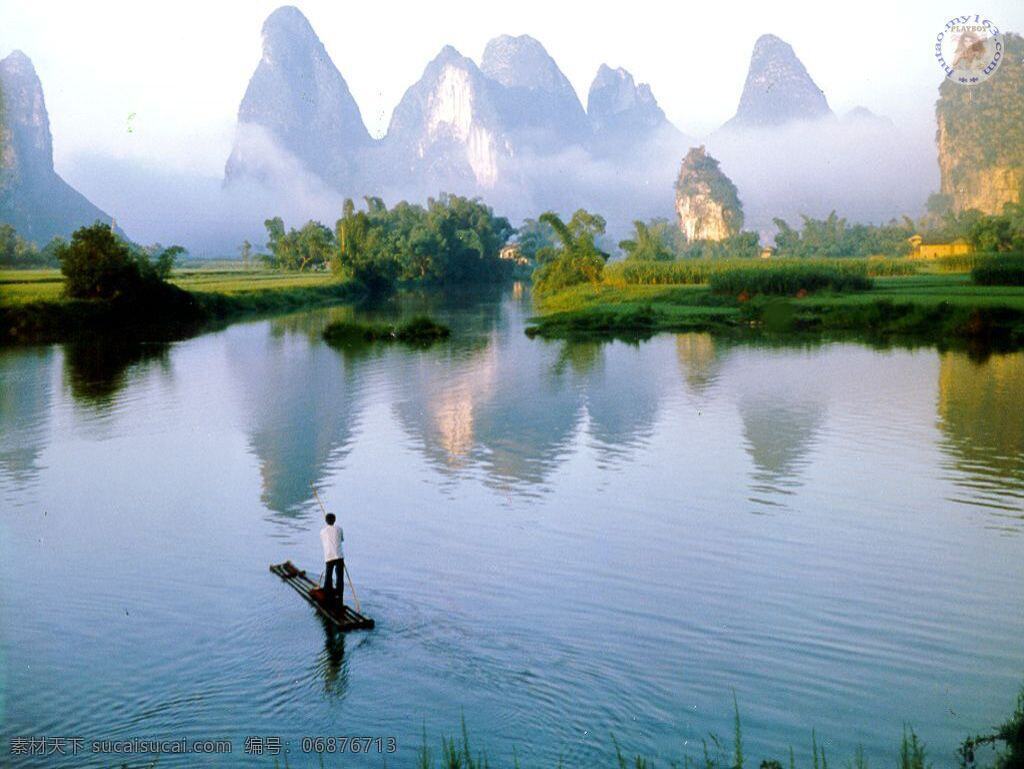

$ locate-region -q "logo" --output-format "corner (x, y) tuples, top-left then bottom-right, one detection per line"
(935, 15), (1003, 84)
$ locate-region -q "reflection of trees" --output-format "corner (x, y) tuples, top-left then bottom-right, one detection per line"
(937, 351), (1024, 518)
(394, 317), (670, 489)
(675, 333), (725, 396)
(552, 341), (603, 378)
(228, 327), (367, 518)
(393, 325), (582, 489)
(734, 354), (826, 503)
(739, 399), (825, 497)
(0, 347), (54, 484)
(61, 337), (170, 406)
(583, 341), (669, 454)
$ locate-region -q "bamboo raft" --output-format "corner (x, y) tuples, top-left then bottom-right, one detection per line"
(270, 561), (375, 631)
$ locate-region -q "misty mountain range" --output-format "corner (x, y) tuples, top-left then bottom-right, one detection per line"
(1, 4), (941, 253)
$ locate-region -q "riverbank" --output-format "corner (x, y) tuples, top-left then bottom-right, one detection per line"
(0, 268), (364, 344)
(525, 273), (1024, 350)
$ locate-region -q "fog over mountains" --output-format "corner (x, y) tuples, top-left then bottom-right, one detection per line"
(218, 7), (934, 248)
(2, 4), (939, 253)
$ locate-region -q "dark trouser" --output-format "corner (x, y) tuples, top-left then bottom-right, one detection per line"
(324, 558), (344, 603)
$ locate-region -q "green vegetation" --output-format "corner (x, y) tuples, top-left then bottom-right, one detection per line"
(960, 686), (1024, 769)
(407, 686), (1024, 769)
(322, 315), (451, 346)
(0, 223), (207, 343)
(531, 210), (610, 295)
(619, 219), (676, 261)
(932, 253), (984, 273)
(772, 212), (914, 258)
(708, 263), (873, 296)
(262, 217), (335, 272)
(333, 194), (514, 291)
(526, 269), (1024, 348)
(57, 222), (183, 300)
(259, 194), (516, 291)
(967, 203), (1024, 253)
(680, 231), (762, 260)
(0, 223), (64, 268)
(973, 255), (1024, 286)
(0, 226), (364, 345)
(936, 32), (1023, 189)
(605, 258), (912, 288)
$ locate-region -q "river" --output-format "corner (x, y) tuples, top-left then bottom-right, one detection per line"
(1, 286), (1022, 767)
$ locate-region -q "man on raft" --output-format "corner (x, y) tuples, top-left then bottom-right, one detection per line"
(319, 512), (345, 605)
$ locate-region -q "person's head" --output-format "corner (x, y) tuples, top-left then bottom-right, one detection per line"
(325, 513), (336, 525)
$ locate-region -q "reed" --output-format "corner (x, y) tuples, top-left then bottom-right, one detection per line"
(709, 264), (873, 296)
(410, 685), (1024, 769)
(604, 259), (909, 289)
(931, 253), (985, 273)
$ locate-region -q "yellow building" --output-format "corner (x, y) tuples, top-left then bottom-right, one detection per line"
(908, 234), (973, 259)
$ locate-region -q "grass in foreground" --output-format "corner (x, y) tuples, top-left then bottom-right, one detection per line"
(403, 687), (1023, 769)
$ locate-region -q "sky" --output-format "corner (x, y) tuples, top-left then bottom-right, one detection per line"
(2, 0), (1022, 183)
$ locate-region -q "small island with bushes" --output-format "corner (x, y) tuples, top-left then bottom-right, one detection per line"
(322, 316), (451, 347)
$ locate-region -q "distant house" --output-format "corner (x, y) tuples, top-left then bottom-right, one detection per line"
(500, 244), (531, 267)
(908, 234), (973, 259)
(760, 246), (775, 259)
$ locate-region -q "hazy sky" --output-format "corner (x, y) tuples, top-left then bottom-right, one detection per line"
(2, 0), (1022, 179)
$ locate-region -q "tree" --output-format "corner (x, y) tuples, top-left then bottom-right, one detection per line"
(262, 217), (336, 271)
(515, 217), (557, 262)
(57, 223), (183, 299)
(531, 209), (610, 294)
(770, 213), (913, 258)
(331, 194), (513, 291)
(239, 239), (253, 267)
(967, 202), (1024, 252)
(59, 223), (141, 299)
(619, 219), (676, 261)
(0, 224), (54, 267)
(153, 245), (184, 279)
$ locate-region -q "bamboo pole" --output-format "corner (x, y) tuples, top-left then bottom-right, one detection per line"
(310, 484), (362, 613)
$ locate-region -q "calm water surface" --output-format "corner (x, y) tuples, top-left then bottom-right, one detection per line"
(1, 287), (1023, 767)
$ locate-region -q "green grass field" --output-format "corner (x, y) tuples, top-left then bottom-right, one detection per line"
(0, 267), (362, 344)
(527, 270), (1024, 345)
(0, 268), (339, 305)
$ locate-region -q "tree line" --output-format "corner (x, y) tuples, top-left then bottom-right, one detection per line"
(261, 193), (515, 291)
(0, 224), (65, 268)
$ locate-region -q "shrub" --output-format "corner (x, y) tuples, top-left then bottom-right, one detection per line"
(971, 254), (1024, 286)
(533, 252), (605, 294)
(58, 222), (184, 300)
(322, 316), (450, 346)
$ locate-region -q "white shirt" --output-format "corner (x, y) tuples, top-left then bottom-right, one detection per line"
(319, 524), (344, 562)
